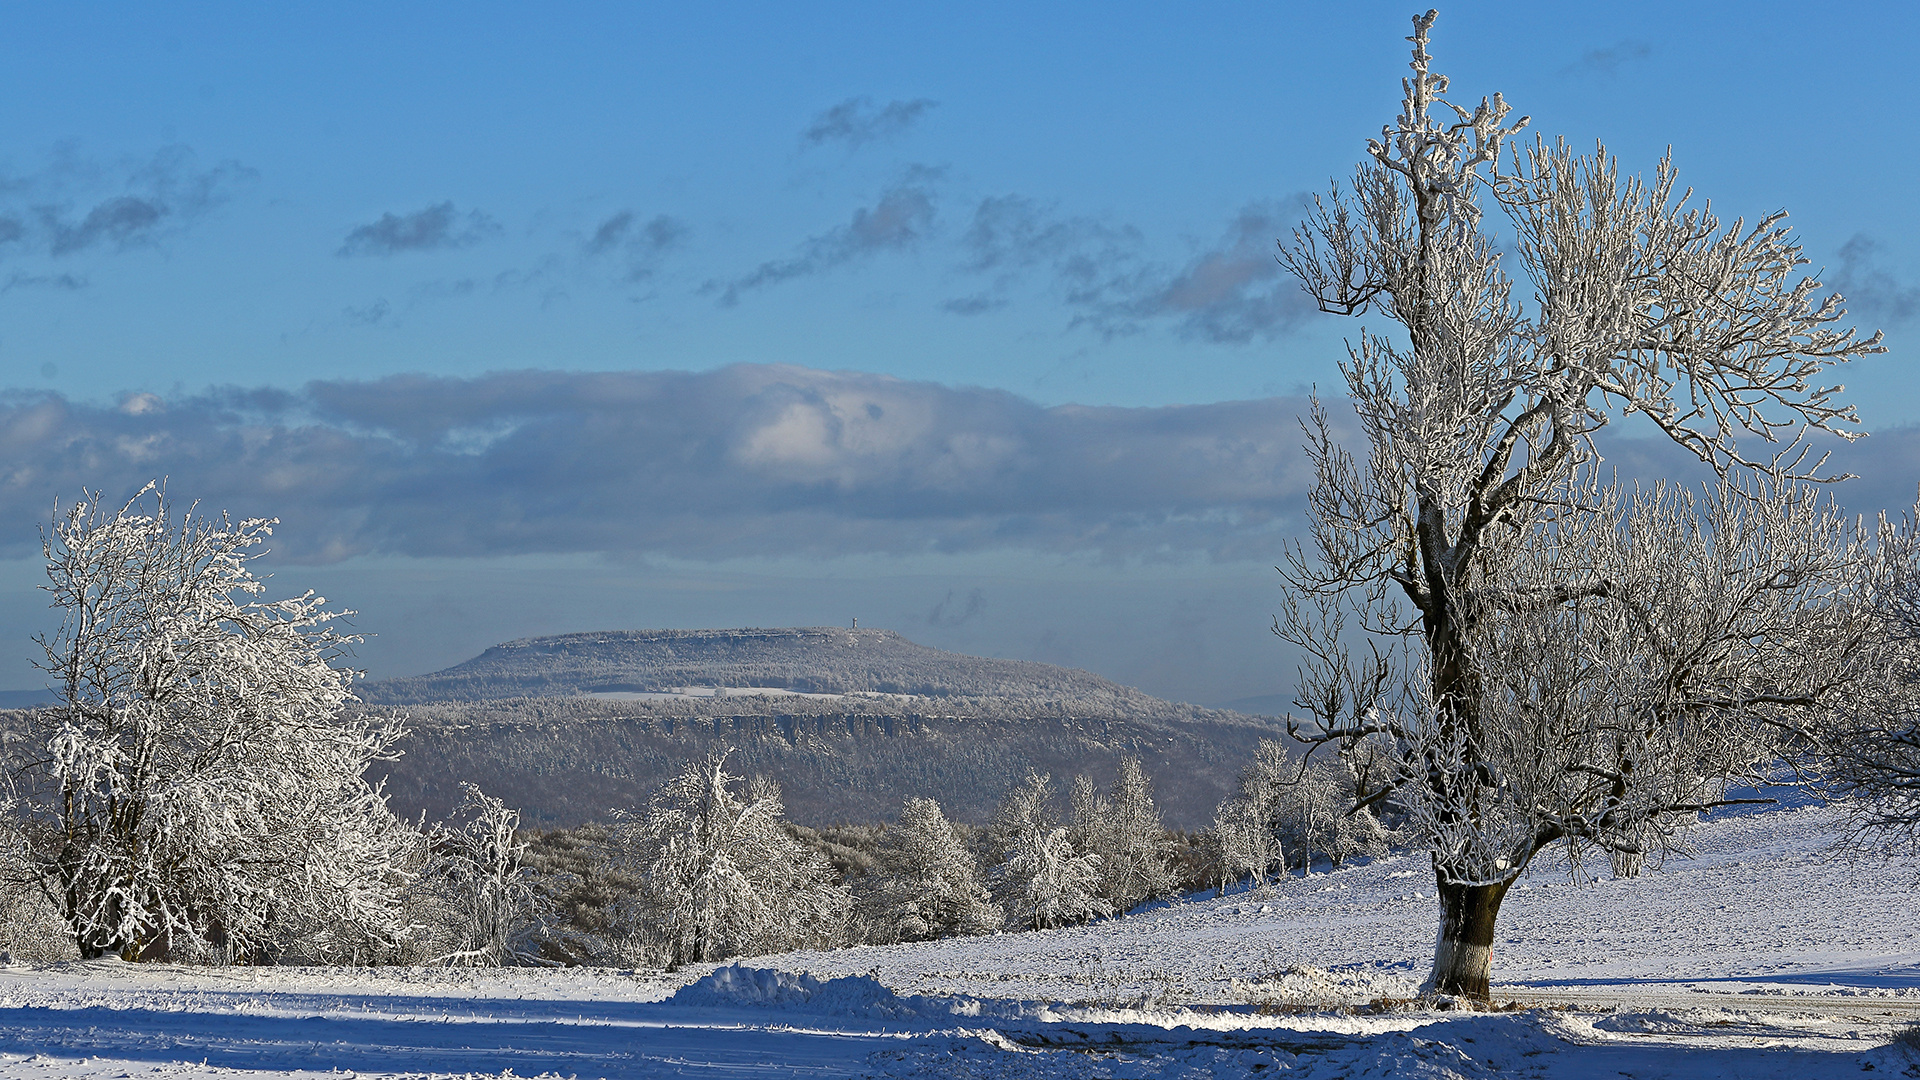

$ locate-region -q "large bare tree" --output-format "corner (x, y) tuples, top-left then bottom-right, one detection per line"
(1274, 10), (1887, 1001)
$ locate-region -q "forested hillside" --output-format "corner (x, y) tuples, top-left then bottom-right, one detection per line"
(357, 691), (1277, 829)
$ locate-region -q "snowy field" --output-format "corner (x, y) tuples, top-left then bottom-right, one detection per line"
(4, 802), (1920, 1079)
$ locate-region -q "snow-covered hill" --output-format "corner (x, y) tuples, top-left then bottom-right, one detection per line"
(360, 626), (1166, 706)
(349, 627), (1286, 827)
(0, 802), (1914, 1078)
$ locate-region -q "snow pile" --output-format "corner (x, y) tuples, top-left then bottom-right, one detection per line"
(670, 964), (960, 1020)
(862, 1012), (1578, 1080)
(1593, 1007), (1737, 1035)
(1399, 1013), (1580, 1069)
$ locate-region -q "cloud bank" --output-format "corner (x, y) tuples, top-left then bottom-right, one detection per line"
(0, 366), (1320, 564)
(2, 366), (1912, 571)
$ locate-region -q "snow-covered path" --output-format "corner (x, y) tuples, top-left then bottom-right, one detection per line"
(2, 803), (1918, 1079)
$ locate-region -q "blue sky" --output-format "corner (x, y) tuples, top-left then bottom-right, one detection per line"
(0, 2), (1914, 704)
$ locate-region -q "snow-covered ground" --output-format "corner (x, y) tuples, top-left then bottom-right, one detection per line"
(3, 802), (1918, 1079)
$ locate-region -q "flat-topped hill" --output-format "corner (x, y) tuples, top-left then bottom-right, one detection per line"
(335, 627), (1288, 829)
(360, 626), (1164, 708)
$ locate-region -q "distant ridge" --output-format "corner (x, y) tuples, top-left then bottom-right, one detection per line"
(361, 626), (1157, 707)
(352, 626), (1284, 829)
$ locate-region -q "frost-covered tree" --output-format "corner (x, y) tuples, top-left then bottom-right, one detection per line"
(1282, 759), (1346, 873)
(1071, 758), (1177, 911)
(1211, 739), (1287, 888)
(1210, 739), (1390, 888)
(999, 829), (1108, 932)
(17, 484), (418, 962)
(615, 751), (848, 966)
(990, 771), (1110, 930)
(862, 796), (1001, 943)
(1208, 796), (1269, 892)
(1272, 12), (1886, 1001)
(1279, 752), (1393, 872)
(423, 783), (540, 966)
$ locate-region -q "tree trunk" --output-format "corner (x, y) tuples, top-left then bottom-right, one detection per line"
(1426, 876), (1511, 1002)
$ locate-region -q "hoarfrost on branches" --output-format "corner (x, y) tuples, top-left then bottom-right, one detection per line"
(861, 796), (1001, 943)
(1209, 740), (1391, 888)
(613, 749), (849, 966)
(1271, 10), (1887, 1001)
(1211, 740), (1288, 890)
(990, 771), (1111, 931)
(1071, 757), (1178, 912)
(1815, 512), (1920, 854)
(17, 483), (418, 962)
(422, 783), (543, 966)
